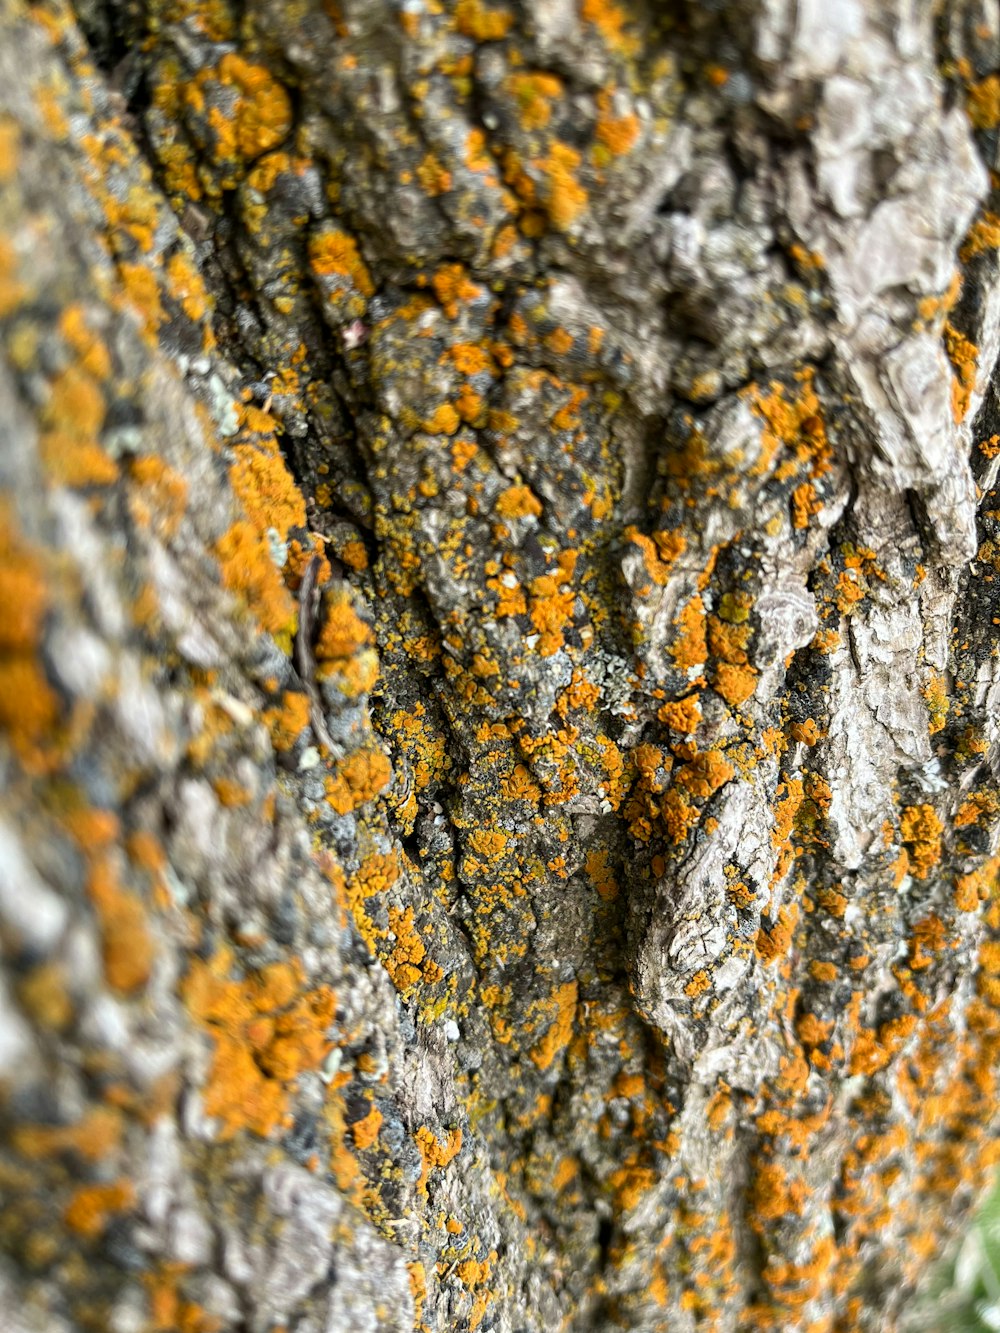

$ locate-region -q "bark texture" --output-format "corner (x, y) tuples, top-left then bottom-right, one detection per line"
(3, 0), (1000, 1329)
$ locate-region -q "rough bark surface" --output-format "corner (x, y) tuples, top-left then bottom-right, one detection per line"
(3, 0), (1000, 1329)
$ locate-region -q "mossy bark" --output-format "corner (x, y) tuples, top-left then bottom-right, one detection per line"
(3, 1), (1000, 1330)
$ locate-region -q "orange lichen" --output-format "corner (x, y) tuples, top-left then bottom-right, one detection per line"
(39, 364), (118, 489)
(961, 212), (1000, 263)
(422, 402), (461, 435)
(747, 373), (831, 487)
(545, 327), (574, 356)
(660, 787), (700, 844)
(416, 152), (452, 196)
(229, 441), (306, 544)
(594, 99), (640, 158)
(507, 71), (563, 131)
(166, 251), (212, 324)
(308, 227), (375, 297)
(0, 235), (29, 317)
(528, 981), (578, 1070)
(416, 1125), (463, 1188)
(454, 0), (514, 40)
(214, 520), (297, 647)
(580, 0), (639, 55)
(834, 570), (865, 613)
(968, 75), (1000, 130)
(772, 779), (803, 849)
(465, 127), (496, 178)
(791, 481), (820, 530)
(17, 961), (73, 1030)
(529, 560), (577, 656)
(0, 506), (63, 768)
(346, 850), (401, 945)
(469, 828), (509, 858)
(849, 1015), (917, 1076)
(626, 525), (686, 585)
(213, 776), (252, 807)
(11, 1105), (123, 1162)
(339, 538), (369, 571)
(190, 54), (292, 183)
(685, 970), (711, 998)
(909, 914), (948, 971)
(676, 748), (734, 799)
(756, 906), (796, 963)
(713, 661), (758, 707)
(945, 321), (978, 423)
(900, 804), (944, 879)
(708, 615), (751, 665)
(0, 117), (20, 185)
(955, 859), (997, 916)
(351, 1104), (383, 1150)
(955, 790), (1000, 828)
(128, 455), (189, 539)
(809, 961), (839, 983)
(432, 263), (481, 319)
(658, 694), (701, 732)
(750, 1161), (806, 1225)
(585, 848), (618, 900)
(609, 1161), (658, 1213)
(671, 596), (707, 672)
(117, 260), (167, 333)
(64, 1180), (135, 1239)
(145, 1267), (223, 1333)
(58, 304), (112, 380)
(263, 689), (311, 752)
(87, 856), (154, 995)
(540, 144), (588, 232)
(922, 673), (949, 735)
(385, 905), (440, 991)
(796, 1012), (834, 1047)
(496, 483), (542, 519)
(324, 745), (393, 814)
(314, 587), (379, 696)
(557, 669), (601, 717)
(181, 948), (336, 1140)
(446, 343), (494, 376)
(790, 719), (820, 746)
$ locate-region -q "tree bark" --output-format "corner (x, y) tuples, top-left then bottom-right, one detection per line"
(2, 0), (1000, 1329)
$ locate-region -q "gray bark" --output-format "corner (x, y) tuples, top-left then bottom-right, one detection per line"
(2, 0), (1000, 1330)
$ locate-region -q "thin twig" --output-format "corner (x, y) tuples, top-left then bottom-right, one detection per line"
(296, 554), (337, 755)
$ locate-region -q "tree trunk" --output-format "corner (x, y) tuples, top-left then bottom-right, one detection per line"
(2, 0), (1000, 1329)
